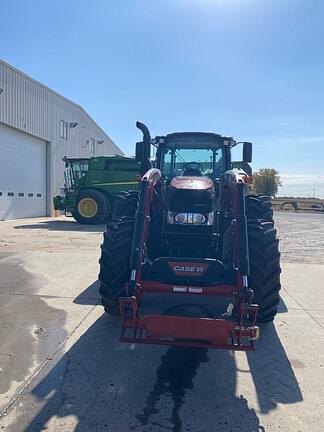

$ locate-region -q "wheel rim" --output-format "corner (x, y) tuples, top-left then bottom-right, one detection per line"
(78, 197), (98, 218)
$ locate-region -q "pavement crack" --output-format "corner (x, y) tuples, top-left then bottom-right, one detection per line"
(0, 292), (99, 300)
(282, 287), (324, 330)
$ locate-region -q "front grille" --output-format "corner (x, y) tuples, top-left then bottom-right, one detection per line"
(169, 189), (213, 213)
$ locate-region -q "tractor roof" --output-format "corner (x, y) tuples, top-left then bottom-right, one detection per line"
(63, 155), (134, 163)
(153, 132), (234, 149)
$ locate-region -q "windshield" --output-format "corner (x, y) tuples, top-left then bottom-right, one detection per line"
(161, 147), (223, 178)
(64, 160), (89, 189)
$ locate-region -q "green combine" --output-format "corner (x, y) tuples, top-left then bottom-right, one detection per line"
(53, 155), (140, 224)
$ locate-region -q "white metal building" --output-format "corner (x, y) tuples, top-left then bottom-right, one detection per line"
(0, 59), (122, 220)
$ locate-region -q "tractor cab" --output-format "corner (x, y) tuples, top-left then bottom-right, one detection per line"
(155, 133), (229, 180)
(63, 157), (90, 190)
(136, 123), (252, 183)
(135, 123), (253, 257)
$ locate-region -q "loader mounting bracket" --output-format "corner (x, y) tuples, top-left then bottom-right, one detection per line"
(119, 296), (259, 351)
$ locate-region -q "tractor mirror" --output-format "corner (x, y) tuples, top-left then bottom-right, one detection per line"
(243, 142), (252, 163)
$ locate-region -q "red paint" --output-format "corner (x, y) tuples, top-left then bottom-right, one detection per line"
(119, 306), (258, 350)
(170, 176), (214, 191)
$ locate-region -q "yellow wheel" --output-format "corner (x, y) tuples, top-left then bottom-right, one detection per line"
(74, 190), (111, 224)
(77, 197), (98, 218)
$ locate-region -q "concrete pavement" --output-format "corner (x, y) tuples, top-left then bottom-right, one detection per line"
(0, 214), (323, 431)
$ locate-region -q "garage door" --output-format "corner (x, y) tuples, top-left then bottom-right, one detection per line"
(0, 123), (47, 220)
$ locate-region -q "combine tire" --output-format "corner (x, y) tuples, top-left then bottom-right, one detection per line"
(73, 189), (111, 224)
(112, 190), (139, 219)
(98, 219), (134, 314)
(246, 195), (273, 222)
(248, 220), (281, 322)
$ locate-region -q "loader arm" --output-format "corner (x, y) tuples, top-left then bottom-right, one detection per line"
(119, 169), (259, 350)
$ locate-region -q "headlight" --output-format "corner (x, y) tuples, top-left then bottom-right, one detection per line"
(191, 213), (206, 224)
(174, 213), (189, 224)
(168, 212), (212, 225)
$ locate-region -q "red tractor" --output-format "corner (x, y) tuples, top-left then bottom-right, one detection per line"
(98, 122), (281, 351)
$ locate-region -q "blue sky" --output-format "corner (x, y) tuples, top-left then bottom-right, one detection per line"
(1, 0), (324, 176)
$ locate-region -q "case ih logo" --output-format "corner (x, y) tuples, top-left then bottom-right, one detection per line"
(169, 262), (209, 277)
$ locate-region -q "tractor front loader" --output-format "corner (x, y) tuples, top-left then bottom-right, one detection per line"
(98, 122), (281, 351)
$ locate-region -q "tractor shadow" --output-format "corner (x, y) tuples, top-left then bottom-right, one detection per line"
(246, 322), (302, 415)
(135, 346), (262, 432)
(13, 303), (302, 432)
(135, 324), (302, 432)
(278, 296), (288, 313)
(73, 280), (100, 305)
(14, 219), (105, 233)
(135, 347), (210, 432)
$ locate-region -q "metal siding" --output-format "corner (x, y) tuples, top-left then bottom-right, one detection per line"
(0, 60), (123, 202)
(0, 63), (51, 140)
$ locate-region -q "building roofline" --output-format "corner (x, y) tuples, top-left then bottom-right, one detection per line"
(0, 58), (121, 153)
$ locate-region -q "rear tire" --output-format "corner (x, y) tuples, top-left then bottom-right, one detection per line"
(98, 219), (134, 314)
(73, 189), (111, 224)
(248, 220), (281, 322)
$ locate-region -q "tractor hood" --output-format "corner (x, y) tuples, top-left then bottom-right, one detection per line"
(170, 176), (215, 191)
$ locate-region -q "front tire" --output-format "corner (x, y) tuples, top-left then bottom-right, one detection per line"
(98, 219), (134, 314)
(248, 220), (281, 322)
(246, 195), (273, 222)
(73, 189), (111, 224)
(112, 190), (139, 219)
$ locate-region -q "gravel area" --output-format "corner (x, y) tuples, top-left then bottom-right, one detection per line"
(275, 211), (324, 264)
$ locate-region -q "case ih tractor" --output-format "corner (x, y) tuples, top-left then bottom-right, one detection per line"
(98, 122), (281, 351)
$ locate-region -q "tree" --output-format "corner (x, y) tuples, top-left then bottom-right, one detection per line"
(252, 168), (281, 197)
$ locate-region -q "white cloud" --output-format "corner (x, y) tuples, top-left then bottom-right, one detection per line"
(278, 175), (324, 198)
(280, 175), (324, 184)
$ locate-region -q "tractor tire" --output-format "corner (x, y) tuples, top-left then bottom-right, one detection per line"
(248, 220), (281, 323)
(73, 189), (111, 224)
(246, 195), (273, 222)
(98, 218), (134, 314)
(112, 190), (139, 219)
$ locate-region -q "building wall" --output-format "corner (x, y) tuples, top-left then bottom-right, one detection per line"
(0, 60), (123, 211)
